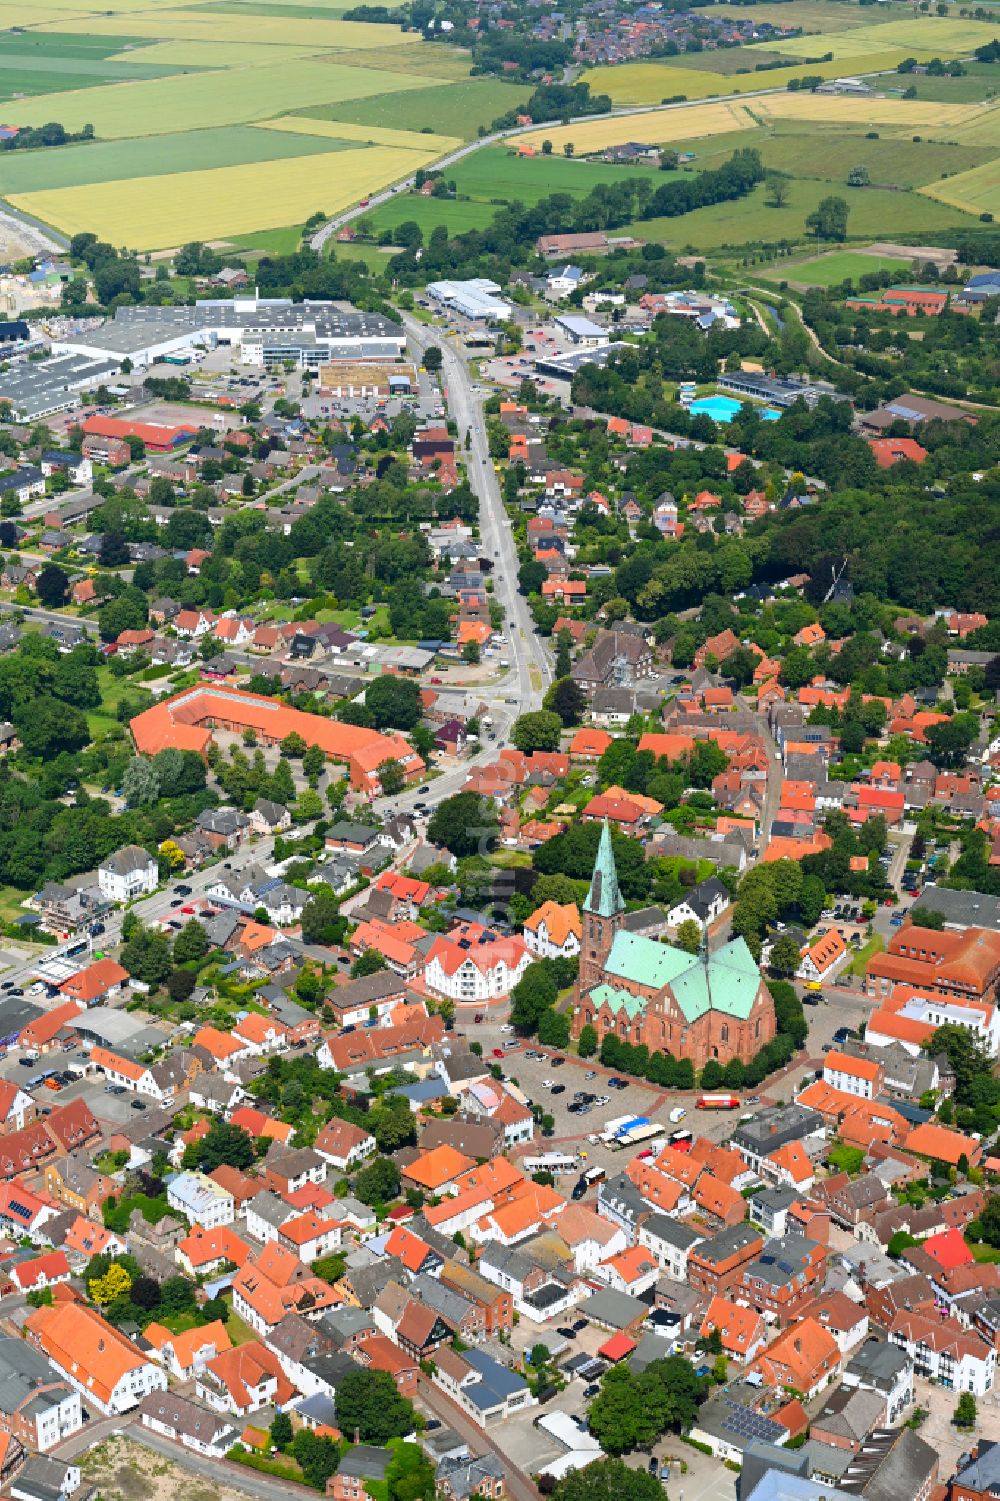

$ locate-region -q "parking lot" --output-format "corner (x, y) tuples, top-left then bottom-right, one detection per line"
(0, 1046), (142, 1126)
(467, 1014), (750, 1178)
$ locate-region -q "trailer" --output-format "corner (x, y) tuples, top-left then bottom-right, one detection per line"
(600, 1115), (644, 1147)
(522, 1152), (581, 1176)
(619, 1122), (665, 1147)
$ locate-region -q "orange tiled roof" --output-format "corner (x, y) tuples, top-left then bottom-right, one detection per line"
(26, 1302), (153, 1408)
(401, 1144), (475, 1192)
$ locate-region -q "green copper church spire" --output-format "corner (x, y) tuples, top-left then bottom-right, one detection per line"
(585, 819), (624, 918)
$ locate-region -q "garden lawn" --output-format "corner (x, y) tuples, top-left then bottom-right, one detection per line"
(0, 885), (30, 923)
(972, 1243), (1000, 1263)
(221, 1297), (258, 1346)
(846, 932), (884, 977)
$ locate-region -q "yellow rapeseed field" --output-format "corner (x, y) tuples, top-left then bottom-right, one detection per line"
(254, 116), (462, 154)
(11, 144), (435, 249)
(920, 158), (1000, 217)
(0, 4), (76, 22)
(751, 94), (982, 129)
(106, 40), (322, 68)
(517, 101), (754, 154)
(775, 15), (1000, 58)
(39, 8), (414, 48)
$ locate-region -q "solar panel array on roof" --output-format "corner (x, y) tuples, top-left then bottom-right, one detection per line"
(721, 1400), (784, 1445)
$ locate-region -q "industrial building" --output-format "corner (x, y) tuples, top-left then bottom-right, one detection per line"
(426, 279), (512, 323)
(51, 299), (405, 372)
(0, 353), (121, 421)
(553, 314), (610, 348)
(533, 342), (631, 380)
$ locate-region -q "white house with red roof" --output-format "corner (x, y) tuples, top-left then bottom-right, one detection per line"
(0, 1080), (35, 1134)
(9, 1250), (71, 1294)
(424, 921), (531, 1002)
(313, 1119), (377, 1172)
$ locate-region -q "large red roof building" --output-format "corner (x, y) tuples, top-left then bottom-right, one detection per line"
(130, 685), (423, 793)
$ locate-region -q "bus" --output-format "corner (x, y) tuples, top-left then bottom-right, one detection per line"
(697, 1093), (741, 1110)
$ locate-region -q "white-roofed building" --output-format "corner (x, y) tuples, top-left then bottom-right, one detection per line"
(426, 279), (512, 323)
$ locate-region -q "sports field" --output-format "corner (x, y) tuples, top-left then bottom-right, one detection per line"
(758, 249), (932, 287)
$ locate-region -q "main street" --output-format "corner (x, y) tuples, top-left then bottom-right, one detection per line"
(372, 314), (551, 815)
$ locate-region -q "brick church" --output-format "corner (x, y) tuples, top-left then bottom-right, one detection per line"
(570, 822), (777, 1069)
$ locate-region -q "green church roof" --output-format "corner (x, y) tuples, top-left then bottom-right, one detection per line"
(585, 819), (624, 919)
(589, 983), (647, 1021)
(602, 931), (762, 1023)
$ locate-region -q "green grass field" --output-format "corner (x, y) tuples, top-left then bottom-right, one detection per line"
(0, 125), (346, 194)
(669, 47), (795, 74)
(632, 173), (974, 252)
(358, 146), (674, 237)
(623, 123), (988, 190)
(305, 76), (530, 137)
(889, 60), (1000, 103)
(363, 194), (497, 237)
(0, 33), (144, 58)
(759, 249), (927, 286)
(2, 57), (440, 138)
(225, 224), (309, 253)
(451, 145), (667, 200)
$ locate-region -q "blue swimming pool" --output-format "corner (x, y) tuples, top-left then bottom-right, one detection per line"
(688, 395), (781, 423)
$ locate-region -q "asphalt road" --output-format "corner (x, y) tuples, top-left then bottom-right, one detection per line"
(370, 315), (551, 818)
(402, 312), (551, 710)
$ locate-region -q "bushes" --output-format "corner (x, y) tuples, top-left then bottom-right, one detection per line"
(599, 1033), (695, 1090)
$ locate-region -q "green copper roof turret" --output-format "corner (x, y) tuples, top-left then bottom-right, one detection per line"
(585, 819), (624, 918)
